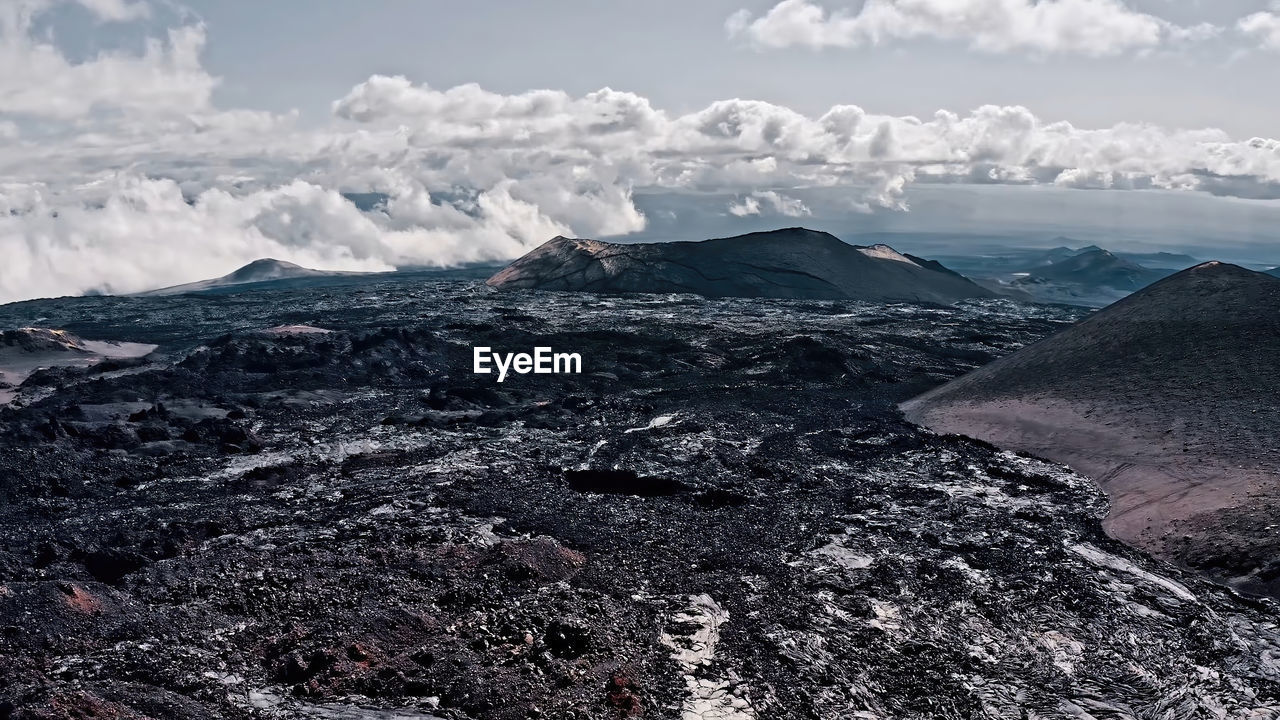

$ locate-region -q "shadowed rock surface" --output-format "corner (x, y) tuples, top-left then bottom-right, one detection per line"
(486, 228), (993, 304)
(0, 328), (156, 406)
(903, 262), (1280, 597)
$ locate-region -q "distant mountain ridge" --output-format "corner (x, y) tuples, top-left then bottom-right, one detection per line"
(1026, 241), (1199, 272)
(223, 259), (325, 284)
(1016, 246), (1171, 291)
(486, 228), (994, 304)
(948, 243), (1187, 307)
(139, 259), (361, 296)
(1115, 250), (1201, 269)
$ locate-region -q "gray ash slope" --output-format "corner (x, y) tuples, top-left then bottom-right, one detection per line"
(904, 262), (1280, 597)
(486, 228), (993, 304)
(1, 276), (1280, 719)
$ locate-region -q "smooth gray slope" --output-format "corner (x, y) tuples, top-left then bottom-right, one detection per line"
(903, 262), (1280, 596)
(486, 228), (994, 304)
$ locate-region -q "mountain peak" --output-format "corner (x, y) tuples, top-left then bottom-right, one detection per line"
(1143, 260), (1270, 289)
(715, 227), (843, 246)
(138, 258), (357, 296)
(489, 229), (991, 303)
(1061, 262), (1277, 316)
(242, 258), (300, 269)
(227, 258), (308, 283)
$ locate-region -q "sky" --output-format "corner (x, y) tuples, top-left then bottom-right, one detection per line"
(2, 0), (1280, 301)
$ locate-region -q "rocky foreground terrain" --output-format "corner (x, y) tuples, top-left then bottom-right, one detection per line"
(903, 263), (1280, 598)
(1, 275), (1280, 719)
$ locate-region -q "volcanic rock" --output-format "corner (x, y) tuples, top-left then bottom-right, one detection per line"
(486, 228), (993, 304)
(140, 258), (360, 296)
(1, 328), (90, 356)
(0, 328), (156, 405)
(903, 262), (1280, 595)
(5, 266), (1280, 718)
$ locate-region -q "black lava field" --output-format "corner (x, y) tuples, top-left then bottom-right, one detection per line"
(2, 273), (1279, 720)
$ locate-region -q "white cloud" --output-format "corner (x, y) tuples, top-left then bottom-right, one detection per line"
(332, 76), (664, 149)
(856, 167), (915, 212)
(728, 190), (811, 217)
(0, 4), (214, 120)
(7, 71), (1280, 301)
(4, 6), (1280, 302)
(75, 0), (151, 22)
(1239, 8), (1280, 51)
(728, 0), (1215, 56)
(728, 195), (762, 216)
(0, 176), (597, 302)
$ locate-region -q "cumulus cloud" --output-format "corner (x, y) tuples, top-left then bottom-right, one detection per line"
(853, 167), (915, 212)
(332, 76), (664, 151)
(1239, 6), (1280, 51)
(4, 5), (1280, 302)
(727, 195), (763, 217)
(727, 0), (1216, 56)
(0, 4), (214, 120)
(0, 176), (592, 302)
(728, 190), (812, 217)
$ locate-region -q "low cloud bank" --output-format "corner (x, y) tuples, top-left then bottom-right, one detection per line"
(2, 2), (1280, 301)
